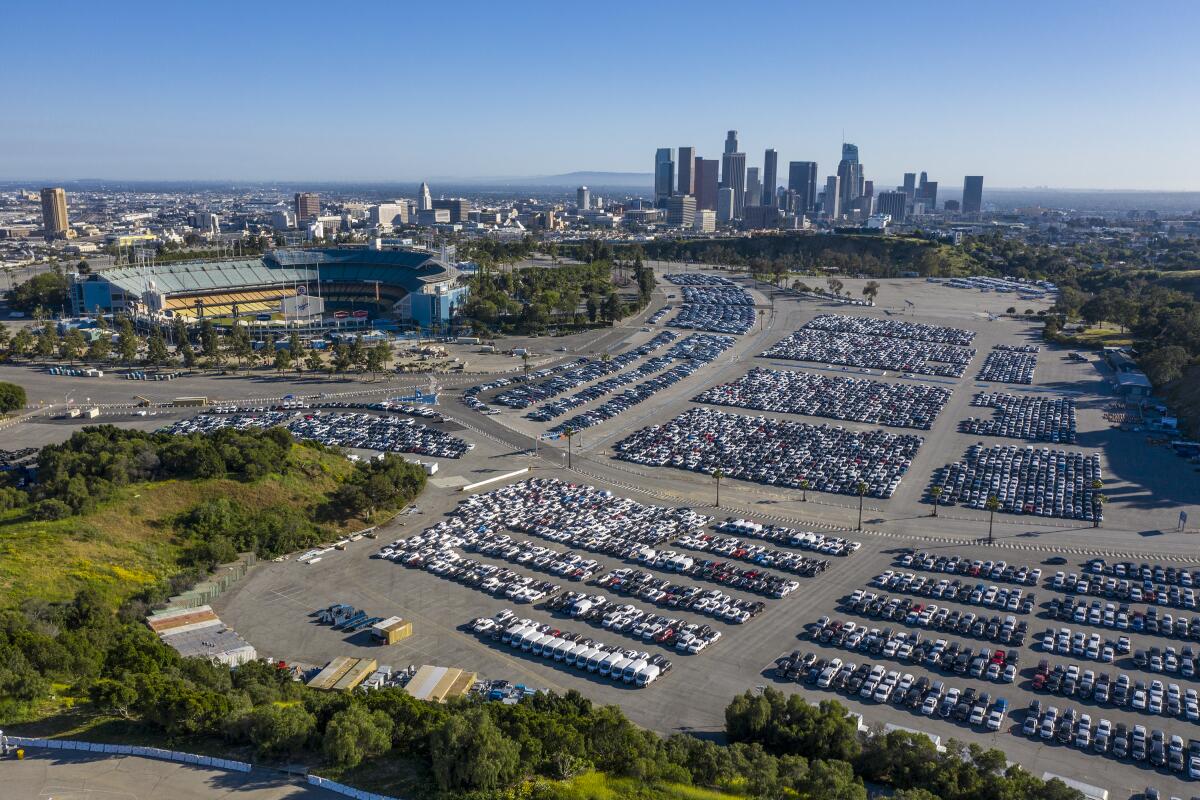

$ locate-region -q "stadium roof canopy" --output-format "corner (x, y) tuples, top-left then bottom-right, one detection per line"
(99, 247), (455, 298)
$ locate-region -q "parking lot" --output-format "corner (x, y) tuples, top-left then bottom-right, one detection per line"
(12, 267), (1200, 798)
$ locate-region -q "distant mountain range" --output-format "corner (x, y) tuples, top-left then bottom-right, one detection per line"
(469, 171), (653, 188)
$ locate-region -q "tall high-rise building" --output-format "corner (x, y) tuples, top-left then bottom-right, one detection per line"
(40, 187), (69, 240)
(433, 198), (471, 223)
(841, 143), (859, 164)
(716, 187), (735, 222)
(418, 182), (433, 211)
(824, 175), (841, 219)
(724, 130), (738, 155)
(654, 148), (675, 206)
(720, 151), (747, 218)
(695, 158), (720, 211)
(876, 191), (907, 222)
(787, 161), (818, 214)
(666, 194), (696, 228)
(762, 149), (778, 206)
(294, 192), (320, 223)
(677, 146), (696, 196)
(576, 186), (590, 211)
(836, 143), (863, 211)
(962, 175), (984, 214)
(745, 168), (761, 208)
(916, 174), (938, 212)
(901, 173), (917, 203)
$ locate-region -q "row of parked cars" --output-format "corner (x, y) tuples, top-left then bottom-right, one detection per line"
(760, 327), (973, 378)
(801, 313), (977, 347)
(961, 393), (1077, 444)
(679, 285), (755, 306)
(871, 571), (1036, 613)
(472, 610), (670, 687)
(977, 347), (1038, 384)
(647, 306), (672, 324)
(496, 332), (678, 409)
(461, 361), (584, 413)
(842, 590), (1029, 647)
(380, 538), (561, 603)
(1038, 625), (1128, 662)
(674, 533), (830, 577)
(168, 410), (473, 459)
(614, 406), (923, 499)
(896, 550), (1043, 586)
(774, 651), (1009, 730)
(714, 518), (861, 557)
(1032, 660), (1200, 722)
(458, 534), (603, 582)
(694, 366), (951, 430)
(809, 618), (1020, 684)
(928, 443), (1104, 522)
(1087, 559), (1200, 587)
(1021, 701), (1200, 778)
(627, 547), (802, 598)
(529, 354), (673, 421)
(1052, 570), (1200, 610)
(1046, 596), (1200, 641)
(591, 568), (767, 623)
(664, 274), (756, 335)
(545, 591), (724, 653)
(548, 348), (728, 436)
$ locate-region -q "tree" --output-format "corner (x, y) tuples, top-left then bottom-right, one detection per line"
(274, 346), (292, 374)
(985, 495), (1000, 545)
(713, 469), (723, 508)
(60, 328), (86, 361)
(929, 486), (943, 517)
(322, 704), (393, 768)
(430, 708), (522, 793)
(364, 343), (385, 379)
(1141, 345), (1189, 386)
(856, 481), (867, 531)
(603, 291), (622, 323)
(246, 704), (316, 759)
(331, 343), (352, 376)
(304, 348), (324, 374)
(586, 294), (599, 322)
(1091, 480), (1106, 527)
(36, 325), (58, 360)
(0, 381), (27, 414)
(800, 479), (810, 502)
(799, 759), (865, 800)
(563, 427), (576, 469)
(827, 277), (844, 296)
(200, 319), (220, 360)
(116, 317), (139, 364)
(90, 678), (137, 719)
(6, 271), (68, 313)
(227, 325), (252, 370)
(862, 281), (880, 303)
(10, 328), (33, 359)
(145, 329), (169, 367)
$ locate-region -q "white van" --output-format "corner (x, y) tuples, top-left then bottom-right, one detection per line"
(585, 649), (607, 672)
(635, 664), (661, 686)
(598, 651), (623, 676)
(622, 659), (649, 683)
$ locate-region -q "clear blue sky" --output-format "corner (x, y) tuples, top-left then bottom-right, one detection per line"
(5, 0), (1199, 189)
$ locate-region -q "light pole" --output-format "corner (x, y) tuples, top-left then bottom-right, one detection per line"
(564, 427), (575, 469)
(985, 495), (999, 545)
(856, 481), (867, 531)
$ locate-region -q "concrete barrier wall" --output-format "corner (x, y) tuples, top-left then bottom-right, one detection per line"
(5, 736), (252, 773)
(307, 774), (404, 800)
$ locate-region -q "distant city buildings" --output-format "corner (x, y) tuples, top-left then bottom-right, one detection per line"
(294, 192), (320, 223)
(666, 194), (696, 228)
(876, 190), (907, 223)
(716, 187), (735, 222)
(745, 168), (761, 209)
(418, 182), (433, 211)
(788, 161), (817, 215)
(695, 158), (719, 212)
(654, 148), (674, 207)
(677, 146), (696, 196)
(720, 151), (746, 219)
(762, 149), (778, 207)
(576, 185), (590, 211)
(40, 187), (69, 240)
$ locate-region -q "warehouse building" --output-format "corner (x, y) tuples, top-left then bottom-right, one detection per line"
(146, 605), (257, 666)
(403, 665), (477, 702)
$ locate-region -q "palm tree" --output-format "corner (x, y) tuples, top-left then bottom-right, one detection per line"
(522, 351), (530, 380)
(985, 495), (1000, 545)
(856, 481), (868, 531)
(564, 427), (575, 469)
(758, 308), (766, 332)
(930, 486), (943, 517)
(713, 469), (723, 508)
(1091, 480), (1106, 528)
(799, 479), (810, 502)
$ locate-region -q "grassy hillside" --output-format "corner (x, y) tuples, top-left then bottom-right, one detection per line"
(0, 444), (356, 609)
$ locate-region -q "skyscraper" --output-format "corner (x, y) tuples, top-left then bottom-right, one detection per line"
(787, 161), (818, 214)
(836, 143), (863, 211)
(716, 187), (735, 222)
(720, 151), (747, 219)
(876, 191), (907, 222)
(418, 182), (433, 211)
(576, 186), (590, 211)
(824, 175), (841, 219)
(745, 168), (761, 208)
(666, 194), (696, 228)
(841, 143), (859, 164)
(724, 130), (738, 155)
(654, 148), (675, 207)
(695, 158), (720, 212)
(40, 187), (69, 240)
(677, 146), (696, 196)
(901, 173), (916, 201)
(762, 149), (778, 206)
(916, 174), (938, 212)
(294, 192), (320, 222)
(962, 175), (984, 214)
